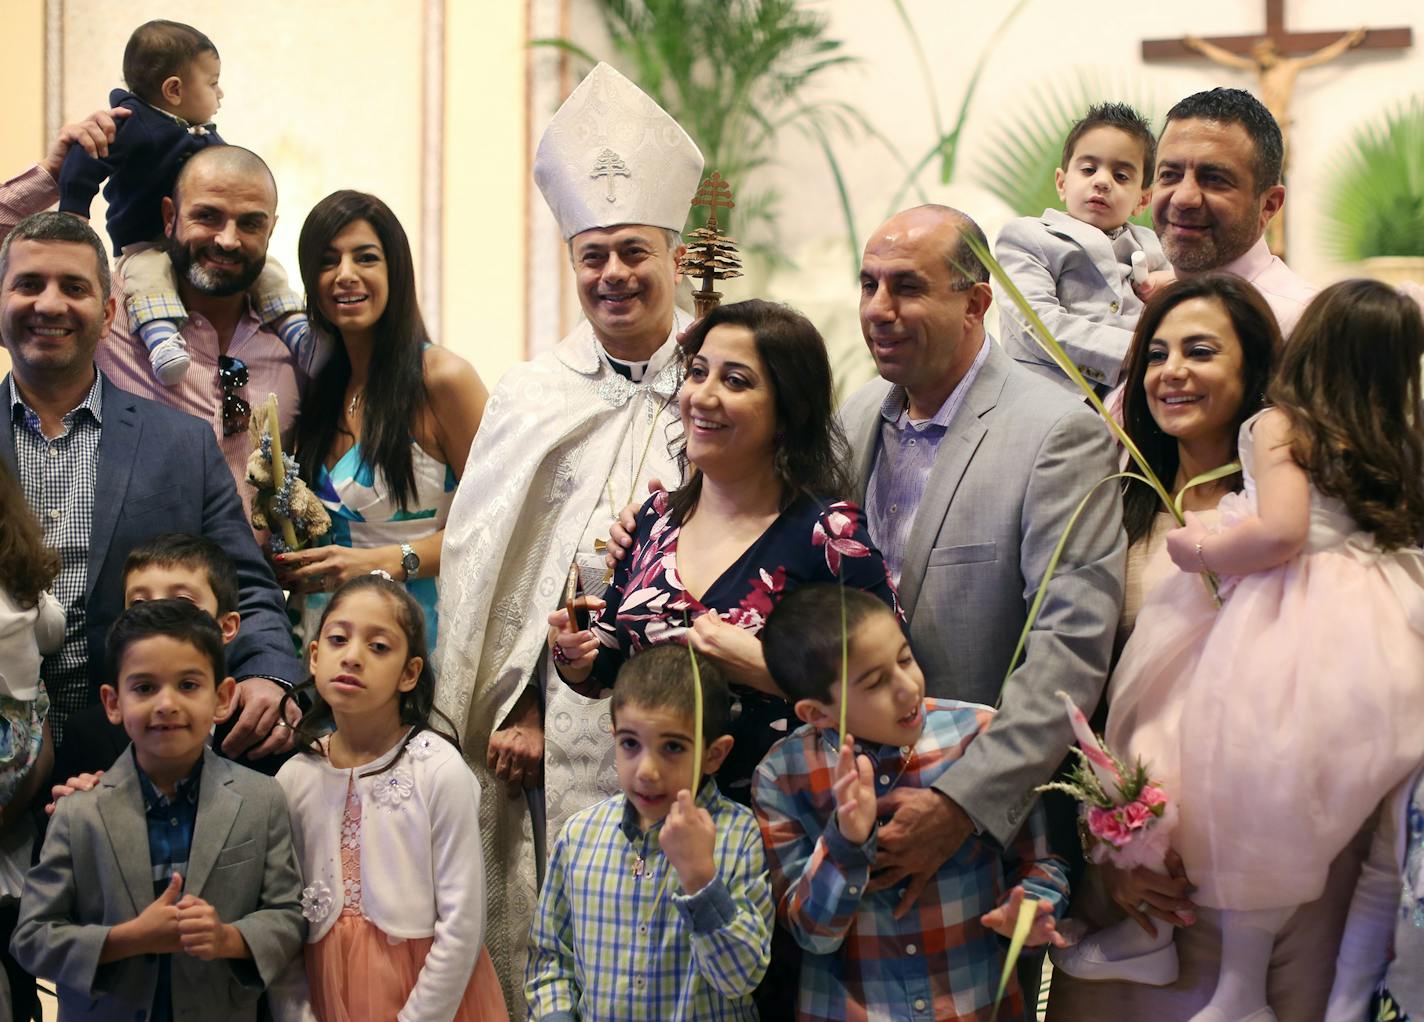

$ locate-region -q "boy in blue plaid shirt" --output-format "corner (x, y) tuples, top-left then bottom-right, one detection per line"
(525, 645), (773, 1021)
(754, 585), (1070, 1022)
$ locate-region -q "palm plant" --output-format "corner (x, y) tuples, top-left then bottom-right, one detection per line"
(1321, 96), (1424, 261)
(533, 0), (883, 267)
(973, 71), (1161, 226)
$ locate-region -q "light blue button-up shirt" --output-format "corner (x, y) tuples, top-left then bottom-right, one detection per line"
(866, 338), (990, 584)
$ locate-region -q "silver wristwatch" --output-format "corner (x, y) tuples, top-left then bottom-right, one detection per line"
(400, 542), (420, 580)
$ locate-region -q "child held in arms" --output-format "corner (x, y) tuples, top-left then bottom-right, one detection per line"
(59, 19), (312, 386)
(526, 645), (773, 1021)
(995, 102), (1172, 395)
(754, 584), (1068, 1022)
(13, 600), (305, 1021)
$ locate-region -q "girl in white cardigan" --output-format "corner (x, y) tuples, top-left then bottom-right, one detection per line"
(274, 574), (506, 1021)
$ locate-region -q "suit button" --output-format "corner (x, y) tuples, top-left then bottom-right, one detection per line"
(1110, 300), (1120, 312)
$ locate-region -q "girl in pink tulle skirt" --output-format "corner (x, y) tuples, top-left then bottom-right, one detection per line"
(274, 575), (507, 1021)
(1105, 280), (1424, 1022)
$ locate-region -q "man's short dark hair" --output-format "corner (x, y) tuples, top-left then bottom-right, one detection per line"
(1061, 102), (1157, 185)
(123, 20), (219, 105)
(610, 645), (732, 746)
(123, 533), (239, 616)
(106, 598), (226, 685)
(0, 211), (111, 299)
(1163, 88), (1284, 195)
(763, 585), (899, 704)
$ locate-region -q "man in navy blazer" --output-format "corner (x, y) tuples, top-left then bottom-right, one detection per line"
(0, 208), (300, 759)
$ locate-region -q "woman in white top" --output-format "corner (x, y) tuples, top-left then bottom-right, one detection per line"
(275, 191), (487, 654)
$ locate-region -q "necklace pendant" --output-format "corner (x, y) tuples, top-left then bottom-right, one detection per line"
(632, 856), (644, 878)
(594, 538), (608, 554)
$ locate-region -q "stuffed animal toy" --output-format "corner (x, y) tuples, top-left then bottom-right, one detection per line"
(245, 398), (330, 551)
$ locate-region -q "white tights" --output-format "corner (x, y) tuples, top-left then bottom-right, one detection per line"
(1186, 905), (1295, 1022)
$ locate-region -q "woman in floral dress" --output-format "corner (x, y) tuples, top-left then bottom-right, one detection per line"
(550, 299), (899, 806)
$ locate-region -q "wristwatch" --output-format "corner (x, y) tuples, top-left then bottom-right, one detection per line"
(400, 542), (420, 581)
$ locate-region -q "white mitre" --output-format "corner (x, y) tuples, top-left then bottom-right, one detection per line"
(534, 62), (704, 240)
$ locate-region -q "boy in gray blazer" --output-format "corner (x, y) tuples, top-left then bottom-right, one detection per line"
(995, 103), (1170, 394)
(12, 600), (305, 1021)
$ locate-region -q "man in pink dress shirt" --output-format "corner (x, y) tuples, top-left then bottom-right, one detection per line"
(0, 129), (304, 512)
(1152, 88), (1315, 335)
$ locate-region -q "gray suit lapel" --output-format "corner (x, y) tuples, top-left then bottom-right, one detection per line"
(96, 753), (158, 915)
(896, 346), (1010, 618)
(846, 380), (892, 499)
(87, 377), (141, 601)
(1042, 210), (1126, 300)
(185, 750), (240, 898)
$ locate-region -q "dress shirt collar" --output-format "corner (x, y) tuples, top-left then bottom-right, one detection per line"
(135, 748), (204, 811)
(142, 98), (215, 133)
(817, 723), (921, 770)
(1220, 236), (1274, 283)
(877, 336), (990, 429)
(8, 368), (104, 427)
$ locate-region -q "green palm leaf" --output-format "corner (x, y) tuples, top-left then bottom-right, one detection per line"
(973, 71), (1161, 226)
(1321, 96), (1424, 261)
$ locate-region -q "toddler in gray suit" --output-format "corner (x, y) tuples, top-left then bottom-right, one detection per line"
(995, 103), (1171, 394)
(11, 600), (305, 1021)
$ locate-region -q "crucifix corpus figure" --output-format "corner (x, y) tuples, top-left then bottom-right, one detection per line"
(1144, 0), (1413, 256)
(1181, 29), (1365, 149)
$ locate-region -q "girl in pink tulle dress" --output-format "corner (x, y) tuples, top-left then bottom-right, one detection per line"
(274, 574), (506, 1021)
(1105, 280), (1424, 1022)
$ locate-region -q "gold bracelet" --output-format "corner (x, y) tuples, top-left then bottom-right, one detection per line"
(1194, 540), (1212, 574)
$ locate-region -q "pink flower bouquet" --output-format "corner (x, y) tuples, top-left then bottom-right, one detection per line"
(1039, 692), (1176, 870)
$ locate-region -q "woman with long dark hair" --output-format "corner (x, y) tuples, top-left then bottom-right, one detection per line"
(1049, 274), (1372, 1022)
(1113, 272), (1279, 649)
(274, 191), (487, 651)
(549, 299), (898, 806)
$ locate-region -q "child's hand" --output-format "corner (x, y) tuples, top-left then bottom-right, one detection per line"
(832, 735), (877, 845)
(661, 789), (717, 895)
(980, 886), (1067, 948)
(1132, 268), (1176, 302)
(110, 872), (184, 958)
(1166, 512), (1212, 573)
(46, 770), (103, 815)
(176, 893), (248, 960)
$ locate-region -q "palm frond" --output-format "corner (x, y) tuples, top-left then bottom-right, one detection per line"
(1321, 96), (1424, 261)
(544, 0), (865, 254)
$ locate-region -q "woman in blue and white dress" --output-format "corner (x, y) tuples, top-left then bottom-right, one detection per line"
(277, 190), (487, 654)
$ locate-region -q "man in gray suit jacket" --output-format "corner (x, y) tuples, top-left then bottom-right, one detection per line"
(12, 746), (305, 1020)
(841, 205), (1125, 907)
(11, 601), (305, 1020)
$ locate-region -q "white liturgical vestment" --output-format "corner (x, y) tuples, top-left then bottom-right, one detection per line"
(435, 310), (689, 1010)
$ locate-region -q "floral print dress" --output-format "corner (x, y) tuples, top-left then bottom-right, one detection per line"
(586, 490), (900, 804)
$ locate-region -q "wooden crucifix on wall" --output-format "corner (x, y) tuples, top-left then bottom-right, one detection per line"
(1143, 0), (1412, 257)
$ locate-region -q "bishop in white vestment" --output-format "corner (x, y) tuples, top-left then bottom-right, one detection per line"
(434, 63), (703, 1014)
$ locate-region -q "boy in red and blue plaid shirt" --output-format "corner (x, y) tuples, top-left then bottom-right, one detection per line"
(754, 585), (1069, 1022)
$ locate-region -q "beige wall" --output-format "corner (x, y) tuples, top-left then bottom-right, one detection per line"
(0, 0), (44, 379)
(446, 0), (527, 386)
